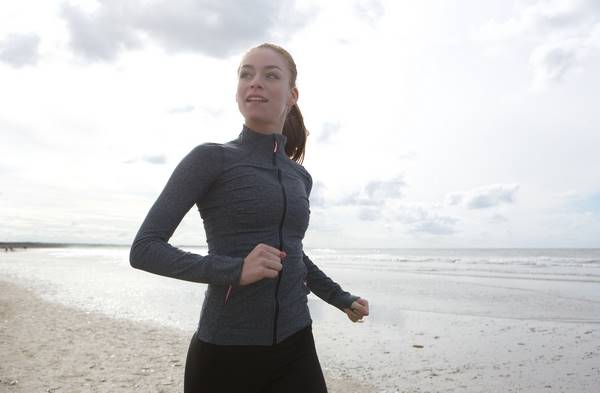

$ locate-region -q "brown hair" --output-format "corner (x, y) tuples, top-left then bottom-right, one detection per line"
(249, 43), (309, 164)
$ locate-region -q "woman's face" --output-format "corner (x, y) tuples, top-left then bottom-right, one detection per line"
(236, 47), (298, 134)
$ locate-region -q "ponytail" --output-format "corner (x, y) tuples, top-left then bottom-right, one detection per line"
(283, 104), (308, 164)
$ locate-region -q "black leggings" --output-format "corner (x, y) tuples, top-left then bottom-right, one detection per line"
(184, 325), (328, 393)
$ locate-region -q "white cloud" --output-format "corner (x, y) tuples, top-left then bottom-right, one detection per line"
(317, 122), (340, 143)
(358, 207), (381, 221)
(365, 176), (406, 200)
(123, 154), (168, 165)
(167, 105), (195, 114)
(488, 213), (508, 224)
(393, 204), (459, 235)
(0, 32), (40, 67)
(312, 176), (406, 208)
(60, 1), (143, 62)
(354, 0), (385, 26)
(476, 0), (600, 87)
(448, 184), (520, 210)
(309, 180), (328, 207)
(60, 0), (315, 61)
(530, 40), (579, 84)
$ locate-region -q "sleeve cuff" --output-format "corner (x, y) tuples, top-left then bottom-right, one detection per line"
(204, 254), (244, 286)
(333, 293), (360, 311)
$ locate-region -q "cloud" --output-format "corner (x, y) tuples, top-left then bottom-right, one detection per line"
(309, 180), (328, 207)
(168, 105), (195, 114)
(447, 184), (519, 209)
(317, 122), (340, 143)
(312, 176), (406, 209)
(123, 154), (167, 165)
(397, 151), (417, 161)
(0, 33), (41, 67)
(60, 0), (315, 61)
(530, 41), (579, 84)
(142, 154), (167, 165)
(198, 106), (225, 117)
(394, 204), (459, 235)
(354, 0), (385, 26)
(365, 176), (406, 200)
(358, 207), (381, 221)
(336, 191), (381, 207)
(570, 191), (600, 215)
(488, 213), (508, 224)
(310, 178), (457, 234)
(334, 176), (407, 207)
(61, 1), (142, 62)
(476, 0), (600, 86)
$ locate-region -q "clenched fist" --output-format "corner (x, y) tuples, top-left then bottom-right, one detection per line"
(344, 298), (369, 323)
(240, 243), (287, 286)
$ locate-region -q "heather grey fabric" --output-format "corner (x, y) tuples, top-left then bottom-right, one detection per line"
(130, 125), (358, 345)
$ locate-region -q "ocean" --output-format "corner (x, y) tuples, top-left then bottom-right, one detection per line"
(1, 246), (599, 330)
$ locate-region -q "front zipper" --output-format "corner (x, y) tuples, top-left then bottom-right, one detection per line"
(272, 136), (287, 345)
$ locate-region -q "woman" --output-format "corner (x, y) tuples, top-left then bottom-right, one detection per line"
(130, 43), (369, 393)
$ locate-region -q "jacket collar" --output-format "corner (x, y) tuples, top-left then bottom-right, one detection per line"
(238, 125), (288, 152)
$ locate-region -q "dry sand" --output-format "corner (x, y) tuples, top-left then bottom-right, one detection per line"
(0, 280), (375, 393)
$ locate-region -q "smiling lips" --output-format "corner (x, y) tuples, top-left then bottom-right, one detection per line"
(246, 95), (268, 103)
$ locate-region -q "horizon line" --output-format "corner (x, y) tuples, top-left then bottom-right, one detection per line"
(1, 241), (599, 250)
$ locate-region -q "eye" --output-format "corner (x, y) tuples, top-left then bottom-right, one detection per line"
(239, 71), (253, 79)
(266, 72), (280, 80)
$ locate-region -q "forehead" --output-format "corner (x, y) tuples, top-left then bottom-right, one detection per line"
(240, 47), (287, 71)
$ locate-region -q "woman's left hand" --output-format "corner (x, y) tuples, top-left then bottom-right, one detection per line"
(344, 298), (369, 323)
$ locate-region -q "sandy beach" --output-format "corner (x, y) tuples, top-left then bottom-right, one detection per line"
(0, 280), (375, 393)
(2, 247), (600, 392)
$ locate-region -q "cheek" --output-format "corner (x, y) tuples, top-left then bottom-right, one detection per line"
(273, 88), (291, 106)
(235, 84), (244, 101)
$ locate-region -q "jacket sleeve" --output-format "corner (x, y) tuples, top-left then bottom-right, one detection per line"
(303, 252), (359, 311)
(129, 144), (243, 285)
(301, 169), (358, 311)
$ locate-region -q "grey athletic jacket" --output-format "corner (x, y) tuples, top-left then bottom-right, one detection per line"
(130, 126), (358, 345)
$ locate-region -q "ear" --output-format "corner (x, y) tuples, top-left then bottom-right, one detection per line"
(288, 86), (299, 107)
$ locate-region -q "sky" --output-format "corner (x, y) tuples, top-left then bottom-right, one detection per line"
(1, 0), (599, 248)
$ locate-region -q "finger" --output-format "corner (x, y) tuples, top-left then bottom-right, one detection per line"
(264, 258), (283, 272)
(262, 267), (280, 279)
(351, 303), (369, 316)
(357, 298), (369, 307)
(350, 313), (363, 323)
(347, 309), (363, 321)
(258, 244), (287, 258)
(352, 310), (366, 320)
(352, 309), (365, 317)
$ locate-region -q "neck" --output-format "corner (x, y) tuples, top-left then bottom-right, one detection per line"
(243, 120), (284, 135)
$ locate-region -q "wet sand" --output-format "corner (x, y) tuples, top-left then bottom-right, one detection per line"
(0, 280), (375, 392)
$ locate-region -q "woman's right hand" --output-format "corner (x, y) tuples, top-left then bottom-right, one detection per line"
(240, 243), (286, 286)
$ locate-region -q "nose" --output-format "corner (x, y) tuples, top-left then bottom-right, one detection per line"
(250, 74), (263, 89)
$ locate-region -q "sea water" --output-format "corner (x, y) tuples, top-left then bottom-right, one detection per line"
(1, 246), (599, 330)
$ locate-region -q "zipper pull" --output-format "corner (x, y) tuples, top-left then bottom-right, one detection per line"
(273, 139), (278, 153)
(224, 285), (232, 304)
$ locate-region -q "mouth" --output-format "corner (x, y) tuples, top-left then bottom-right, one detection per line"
(246, 95), (268, 103)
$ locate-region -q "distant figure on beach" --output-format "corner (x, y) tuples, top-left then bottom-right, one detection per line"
(130, 43), (369, 393)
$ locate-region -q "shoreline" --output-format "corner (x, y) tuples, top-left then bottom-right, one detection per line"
(0, 280), (375, 392)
